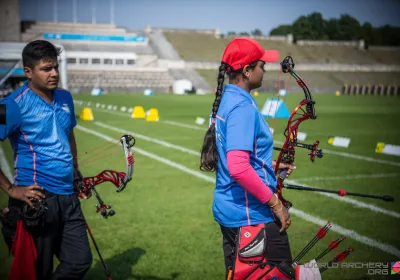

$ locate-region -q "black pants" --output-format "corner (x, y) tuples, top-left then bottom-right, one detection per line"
(220, 220), (293, 278)
(3, 191), (93, 280)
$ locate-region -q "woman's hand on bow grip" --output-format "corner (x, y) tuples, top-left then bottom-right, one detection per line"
(273, 160), (296, 178)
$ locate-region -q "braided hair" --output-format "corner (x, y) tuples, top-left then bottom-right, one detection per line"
(199, 61), (259, 172)
(200, 62), (228, 172)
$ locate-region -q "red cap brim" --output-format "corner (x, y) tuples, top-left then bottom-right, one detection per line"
(260, 50), (280, 63)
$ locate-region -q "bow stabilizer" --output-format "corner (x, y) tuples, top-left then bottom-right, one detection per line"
(283, 182), (394, 202)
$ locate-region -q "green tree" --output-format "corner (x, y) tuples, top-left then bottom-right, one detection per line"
(308, 12), (327, 39)
(292, 15), (312, 41)
(292, 12), (327, 40)
(267, 13), (400, 46)
(360, 22), (373, 46)
(251, 28), (263, 36)
(338, 14), (361, 40)
(383, 25), (400, 46)
(326, 19), (341, 40)
(269, 25), (292, 36)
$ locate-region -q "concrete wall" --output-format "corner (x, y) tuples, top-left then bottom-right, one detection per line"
(0, 0), (20, 42)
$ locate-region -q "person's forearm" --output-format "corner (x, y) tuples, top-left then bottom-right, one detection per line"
(0, 169), (13, 194)
(70, 130), (78, 167)
(227, 150), (273, 204)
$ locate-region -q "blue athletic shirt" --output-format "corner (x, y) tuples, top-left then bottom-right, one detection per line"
(0, 81), (77, 195)
(212, 84), (277, 228)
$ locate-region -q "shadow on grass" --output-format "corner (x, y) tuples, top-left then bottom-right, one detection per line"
(86, 247), (180, 280)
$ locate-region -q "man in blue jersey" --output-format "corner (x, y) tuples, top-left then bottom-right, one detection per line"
(0, 40), (92, 279)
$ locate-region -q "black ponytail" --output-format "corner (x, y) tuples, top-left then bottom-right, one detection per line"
(200, 63), (228, 172)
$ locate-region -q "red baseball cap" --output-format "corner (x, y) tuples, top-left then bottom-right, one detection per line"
(221, 37), (280, 71)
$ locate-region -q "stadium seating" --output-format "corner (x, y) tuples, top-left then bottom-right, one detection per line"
(198, 69), (400, 94)
(16, 23), (400, 94)
(19, 22), (175, 93)
(169, 68), (211, 93)
(164, 32), (400, 65)
(67, 70), (174, 93)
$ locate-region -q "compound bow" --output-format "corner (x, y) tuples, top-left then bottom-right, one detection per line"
(75, 134), (136, 218)
(273, 56), (323, 209)
(273, 56), (394, 206)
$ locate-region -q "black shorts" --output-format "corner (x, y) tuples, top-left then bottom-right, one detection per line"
(220, 220), (293, 276)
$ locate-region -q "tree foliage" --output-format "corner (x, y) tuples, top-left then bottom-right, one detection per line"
(270, 25), (292, 36)
(269, 12), (400, 46)
(251, 28), (263, 36)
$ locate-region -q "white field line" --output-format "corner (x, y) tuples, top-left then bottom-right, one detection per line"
(92, 121), (400, 219)
(163, 119), (400, 167)
(321, 150), (400, 167)
(76, 105), (400, 167)
(0, 144), (13, 181)
(75, 124), (400, 258)
(75, 103), (207, 131)
(94, 121), (201, 156)
(77, 105), (130, 118)
(76, 125), (212, 183)
(290, 208), (400, 258)
(295, 173), (400, 182)
(94, 109), (129, 118)
(163, 120), (207, 131)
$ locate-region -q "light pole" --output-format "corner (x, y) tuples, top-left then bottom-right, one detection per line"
(53, 0), (58, 22)
(72, 0), (77, 23)
(92, 0), (96, 24)
(110, 0), (115, 25)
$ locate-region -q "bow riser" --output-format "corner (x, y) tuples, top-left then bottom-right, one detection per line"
(118, 153), (134, 192)
(83, 170), (127, 187)
(119, 135), (135, 192)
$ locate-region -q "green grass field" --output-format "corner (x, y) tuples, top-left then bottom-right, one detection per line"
(1, 92), (400, 280)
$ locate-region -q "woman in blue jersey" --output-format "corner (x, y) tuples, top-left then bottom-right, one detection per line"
(200, 38), (296, 277)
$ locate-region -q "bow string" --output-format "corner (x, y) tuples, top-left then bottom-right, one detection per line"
(74, 134), (136, 218)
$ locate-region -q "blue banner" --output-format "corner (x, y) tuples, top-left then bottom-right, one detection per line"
(261, 98), (290, 119)
(44, 33), (146, 42)
(0, 68), (24, 76)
